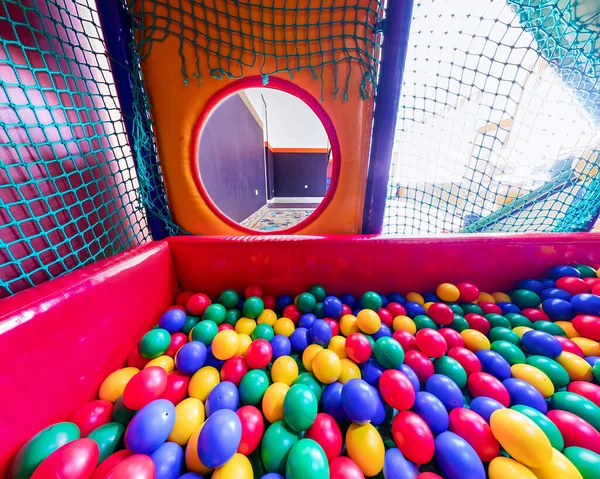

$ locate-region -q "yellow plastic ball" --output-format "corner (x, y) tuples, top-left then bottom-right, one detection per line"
(262, 382), (289, 423)
(212, 453), (253, 479)
(302, 344), (323, 372)
(490, 409), (552, 468)
(145, 355), (174, 373)
(168, 397), (205, 445)
(571, 337), (600, 356)
(460, 329), (491, 352)
(346, 423), (384, 477)
(555, 321), (579, 338)
(510, 364), (554, 398)
(357, 309), (381, 335)
(236, 333), (252, 356)
(212, 330), (240, 361)
(312, 349), (342, 384)
(339, 358), (361, 384)
(99, 367), (139, 403)
(340, 314), (359, 337)
(274, 317), (295, 337)
(271, 356), (299, 386)
(478, 292), (496, 304)
(235, 317), (257, 336)
(556, 351), (593, 381)
(528, 448), (584, 479)
(488, 457), (537, 479)
(392, 315), (416, 334)
(257, 309), (277, 326)
(189, 366), (220, 402)
(328, 336), (347, 359)
(186, 423), (213, 475)
(436, 283), (460, 302)
(492, 292), (511, 303)
(405, 292), (424, 305)
(423, 302), (433, 313)
(513, 326), (534, 338)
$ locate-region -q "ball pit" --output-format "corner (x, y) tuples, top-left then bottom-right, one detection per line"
(13, 267), (600, 478)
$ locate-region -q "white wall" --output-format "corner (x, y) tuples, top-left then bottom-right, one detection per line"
(244, 88), (328, 149)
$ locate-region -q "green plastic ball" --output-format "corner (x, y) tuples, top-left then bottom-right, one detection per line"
(286, 439), (329, 479)
(314, 302), (324, 319)
(433, 356), (467, 388)
(505, 313), (532, 329)
(512, 405), (564, 451)
(489, 327), (520, 346)
(461, 303), (483, 315)
(510, 289), (541, 309)
(527, 355), (570, 389)
(297, 293), (317, 313)
(564, 446), (600, 479)
(594, 362), (600, 383)
(532, 320), (566, 336)
(181, 315), (199, 335)
(293, 373), (323, 402)
(365, 334), (376, 350)
(139, 328), (171, 358)
(283, 384), (318, 432)
(219, 289), (240, 309)
(204, 304), (226, 325)
(309, 285), (327, 302)
(112, 396), (136, 425)
(225, 308), (242, 326)
(374, 337), (405, 369)
(239, 370), (270, 405)
(87, 422), (124, 462)
(448, 303), (464, 315)
(551, 392), (600, 431)
(413, 315), (437, 331)
(252, 323), (275, 341)
(261, 421), (299, 474)
(191, 320), (218, 345)
(448, 314), (469, 332)
(574, 264), (597, 278)
(243, 296), (265, 319)
(485, 313), (511, 329)
(491, 340), (526, 366)
(361, 291), (382, 311)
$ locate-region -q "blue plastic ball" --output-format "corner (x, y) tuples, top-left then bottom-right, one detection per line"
(159, 309), (187, 333)
(585, 356), (600, 367)
(270, 335), (292, 359)
(321, 382), (348, 423)
(398, 364), (420, 393)
(383, 448), (419, 479)
(423, 292), (440, 303)
(435, 431), (485, 479)
(497, 302), (520, 315)
(469, 396), (505, 423)
(372, 323), (392, 340)
(175, 341), (207, 375)
(387, 292), (406, 304)
(298, 313), (317, 329)
(197, 409), (242, 468)
(341, 379), (377, 424)
(204, 345), (225, 369)
(522, 330), (562, 358)
(379, 294), (389, 308)
(549, 265), (581, 280)
(542, 298), (574, 321)
(541, 288), (572, 301)
(540, 279), (555, 289)
(369, 386), (387, 426)
(503, 378), (547, 413)
(290, 328), (311, 353)
(339, 293), (356, 309)
(125, 399), (176, 454)
(205, 381), (239, 416)
(572, 293), (600, 316)
(360, 358), (385, 387)
(236, 296), (245, 310)
(516, 279), (544, 295)
(179, 473), (204, 479)
(322, 296), (343, 319)
(412, 391), (449, 435)
(404, 302), (425, 318)
(150, 441), (184, 479)
(276, 294), (294, 312)
(309, 320), (332, 346)
(261, 474), (285, 479)
(476, 350), (511, 381)
(425, 374), (463, 410)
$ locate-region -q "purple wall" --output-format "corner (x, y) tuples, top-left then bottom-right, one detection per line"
(273, 151), (329, 197)
(199, 94), (266, 222)
(265, 147), (275, 200)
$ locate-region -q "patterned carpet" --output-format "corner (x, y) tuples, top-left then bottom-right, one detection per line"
(242, 208), (314, 231)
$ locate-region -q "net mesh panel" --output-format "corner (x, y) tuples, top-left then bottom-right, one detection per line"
(126, 0), (385, 101)
(0, 0), (150, 298)
(384, 0), (600, 234)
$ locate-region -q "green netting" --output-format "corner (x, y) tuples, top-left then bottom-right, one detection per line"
(125, 0), (385, 100)
(0, 0), (150, 298)
(384, 0), (600, 234)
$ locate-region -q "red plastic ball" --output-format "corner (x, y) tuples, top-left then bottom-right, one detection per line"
(218, 323), (235, 332)
(341, 304), (352, 316)
(392, 411), (435, 465)
(448, 408), (500, 461)
(186, 293), (211, 315)
(263, 295), (276, 310)
(567, 381), (600, 408)
(164, 332), (188, 358)
(404, 350), (434, 382)
(379, 369), (415, 410)
(220, 355), (249, 386)
(31, 438), (99, 479)
(330, 457), (365, 479)
(168, 305), (186, 313)
(324, 318), (340, 337)
(392, 330), (418, 351)
(387, 302), (407, 318)
(585, 278), (600, 289)
(236, 405), (264, 455)
(464, 314), (490, 335)
(415, 329), (447, 358)
(175, 291), (194, 307)
(438, 328), (465, 349)
(556, 276), (590, 295)
(103, 454), (155, 479)
(345, 333), (372, 363)
(70, 400), (113, 437)
(572, 315), (600, 341)
(245, 285), (263, 298)
(159, 371), (190, 406)
(428, 303), (454, 325)
(283, 305), (301, 324)
(418, 473), (443, 479)
(123, 367), (168, 410)
(377, 308), (393, 327)
(245, 339), (273, 369)
(478, 302), (502, 315)
(467, 372), (510, 406)
(447, 347), (482, 376)
(305, 413), (343, 461)
(457, 282), (480, 303)
(522, 308), (549, 322)
(90, 449), (132, 479)
(546, 410), (600, 454)
(555, 336), (585, 357)
(127, 347), (150, 369)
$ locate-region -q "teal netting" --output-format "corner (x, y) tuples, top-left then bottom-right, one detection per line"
(384, 0), (600, 234)
(125, 0), (385, 100)
(0, 0), (150, 298)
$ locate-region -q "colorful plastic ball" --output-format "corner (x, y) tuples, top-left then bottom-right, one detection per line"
(469, 396), (505, 423)
(359, 291), (380, 311)
(415, 329), (447, 357)
(148, 441), (184, 479)
(191, 320), (218, 346)
(220, 355), (249, 386)
(434, 431), (486, 479)
(218, 324), (234, 332)
(542, 298), (574, 321)
(426, 374), (463, 410)
(128, 346), (151, 369)
(205, 381), (239, 416)
(237, 369), (269, 407)
(176, 291), (194, 307)
(324, 318), (340, 337)
(393, 330), (418, 351)
(321, 382), (347, 423)
(434, 283), (458, 302)
(99, 367), (140, 403)
(476, 349), (511, 381)
(202, 304), (225, 325)
(186, 294), (211, 316)
(404, 350), (434, 382)
(379, 369), (415, 410)
(261, 421), (299, 474)
(329, 456), (364, 479)
(302, 344), (324, 372)
(433, 356), (467, 388)
(338, 314), (358, 336)
(460, 328), (491, 351)
(339, 358), (361, 384)
(242, 296), (265, 319)
(527, 355), (570, 389)
(145, 355), (175, 373)
(123, 366), (168, 410)
(573, 314), (600, 340)
(212, 330), (240, 361)
(346, 422), (384, 477)
(111, 396), (136, 426)
(218, 289), (239, 309)
(283, 384), (318, 432)
(184, 425), (212, 476)
(242, 339), (271, 370)
(564, 446), (600, 479)
(235, 317), (257, 336)
(465, 314), (491, 334)
(392, 411), (434, 465)
(427, 302), (453, 325)
(322, 296), (343, 319)
(163, 332), (187, 358)
(225, 309), (242, 327)
(551, 391), (600, 432)
(140, 329), (171, 359)
(236, 405), (264, 455)
(360, 358), (385, 386)
(345, 333), (372, 363)
(159, 309), (186, 334)
(310, 319), (332, 346)
(547, 409), (600, 454)
(413, 314), (437, 331)
(262, 382), (290, 423)
(341, 378), (377, 424)
(372, 336), (404, 368)
(197, 409), (242, 468)
(165, 397), (204, 447)
(125, 399), (176, 454)
(186, 367), (217, 403)
(290, 328), (311, 352)
(468, 371), (510, 407)
(511, 289), (542, 309)
(293, 372), (323, 402)
(175, 341), (207, 375)
(510, 405), (563, 451)
(567, 381), (600, 408)
(100, 454), (156, 479)
(356, 309), (381, 335)
(298, 313), (316, 329)
(269, 334), (291, 359)
(286, 438), (329, 479)
(404, 302), (425, 318)
(269, 356), (296, 386)
(448, 408), (500, 462)
(456, 282), (479, 303)
(253, 323), (275, 341)
(312, 349), (342, 384)
(305, 413), (342, 462)
(521, 330), (562, 358)
(327, 336), (347, 359)
(448, 347), (482, 375)
(377, 308), (393, 328)
(282, 304), (301, 324)
(295, 293), (316, 313)
(70, 400), (113, 437)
